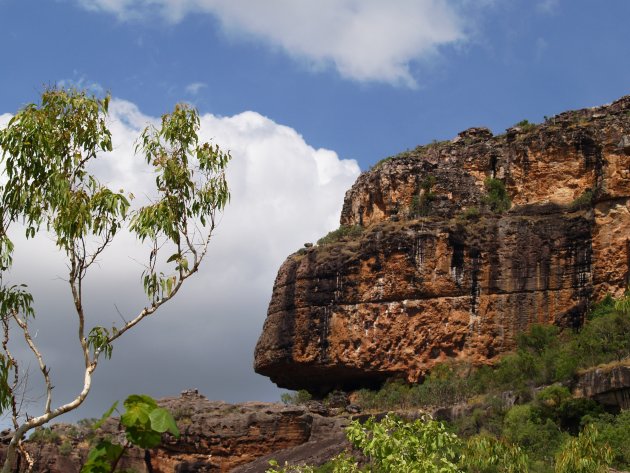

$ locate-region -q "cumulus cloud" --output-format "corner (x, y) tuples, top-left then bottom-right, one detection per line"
(185, 82), (207, 95)
(75, 0), (469, 87)
(0, 99), (359, 423)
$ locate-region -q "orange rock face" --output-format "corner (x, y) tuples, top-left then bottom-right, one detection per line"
(255, 96), (630, 394)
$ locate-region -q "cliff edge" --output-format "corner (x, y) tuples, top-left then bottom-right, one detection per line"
(255, 95), (630, 394)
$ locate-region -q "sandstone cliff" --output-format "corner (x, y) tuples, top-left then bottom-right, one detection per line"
(255, 95), (630, 394)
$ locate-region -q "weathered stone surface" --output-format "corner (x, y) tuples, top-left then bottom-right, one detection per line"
(255, 95), (630, 394)
(574, 364), (630, 410)
(0, 392), (345, 472)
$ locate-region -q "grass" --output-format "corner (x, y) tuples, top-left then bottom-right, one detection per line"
(317, 225), (363, 246)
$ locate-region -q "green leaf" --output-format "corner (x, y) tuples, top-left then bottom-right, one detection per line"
(124, 393), (158, 410)
(92, 401), (118, 430)
(125, 426), (162, 449)
(121, 404), (150, 428)
(149, 407), (180, 437)
(81, 440), (124, 473)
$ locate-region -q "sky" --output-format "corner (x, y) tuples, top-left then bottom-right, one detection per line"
(0, 0), (629, 425)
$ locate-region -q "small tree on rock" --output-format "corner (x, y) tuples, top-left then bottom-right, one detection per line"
(0, 87), (230, 472)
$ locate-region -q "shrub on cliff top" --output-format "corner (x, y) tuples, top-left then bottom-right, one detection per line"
(514, 119), (537, 132)
(317, 225), (363, 246)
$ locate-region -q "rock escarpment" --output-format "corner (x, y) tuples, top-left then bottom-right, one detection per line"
(0, 391), (350, 472)
(255, 96), (630, 394)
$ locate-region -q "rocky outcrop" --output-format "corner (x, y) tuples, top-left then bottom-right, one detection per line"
(0, 391), (349, 472)
(255, 96), (630, 394)
(574, 364), (630, 410)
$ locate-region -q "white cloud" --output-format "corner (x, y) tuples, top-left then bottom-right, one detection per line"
(537, 0), (559, 14)
(76, 0), (470, 87)
(185, 82), (207, 95)
(58, 73), (105, 95)
(0, 99), (360, 421)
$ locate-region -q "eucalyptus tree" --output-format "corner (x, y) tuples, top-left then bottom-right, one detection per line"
(0, 88), (230, 471)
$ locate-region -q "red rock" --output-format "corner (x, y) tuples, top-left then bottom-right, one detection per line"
(255, 95), (630, 394)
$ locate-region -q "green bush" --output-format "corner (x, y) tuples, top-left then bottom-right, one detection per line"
(575, 308), (630, 365)
(588, 294), (615, 320)
(462, 434), (529, 473)
(514, 120), (537, 132)
(554, 425), (612, 473)
(280, 389), (312, 405)
(502, 404), (567, 462)
(409, 175), (436, 218)
(570, 189), (594, 210)
(29, 427), (60, 444)
(59, 439), (73, 456)
(585, 410), (630, 469)
(461, 207), (481, 220)
(483, 178), (511, 213)
(317, 225), (363, 246)
(346, 414), (461, 473)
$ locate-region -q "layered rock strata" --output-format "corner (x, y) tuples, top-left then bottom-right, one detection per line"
(0, 391), (349, 473)
(255, 96), (630, 393)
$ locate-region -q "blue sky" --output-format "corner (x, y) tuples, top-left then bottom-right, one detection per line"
(3, 0), (628, 169)
(0, 0), (629, 424)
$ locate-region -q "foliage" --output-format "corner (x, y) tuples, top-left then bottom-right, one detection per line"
(28, 427), (60, 444)
(615, 290), (630, 316)
(0, 87), (229, 473)
(371, 156), (394, 170)
(78, 418), (99, 429)
(280, 389), (313, 405)
(462, 434), (529, 473)
(554, 425), (612, 473)
(483, 178), (511, 213)
(409, 175), (436, 218)
(59, 439), (73, 456)
(267, 411), (625, 473)
(317, 225), (363, 246)
(514, 120), (537, 132)
(570, 189), (594, 210)
(502, 404), (567, 462)
(575, 305), (630, 365)
(338, 296), (630, 473)
(267, 453), (358, 473)
(346, 414), (461, 473)
(81, 394), (179, 473)
(357, 297), (630, 414)
(585, 410), (630, 468)
(461, 207), (481, 220)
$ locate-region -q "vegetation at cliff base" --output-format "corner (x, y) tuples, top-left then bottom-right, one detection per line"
(281, 389), (312, 405)
(273, 292), (630, 472)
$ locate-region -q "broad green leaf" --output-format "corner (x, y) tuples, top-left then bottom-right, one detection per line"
(149, 407), (180, 437)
